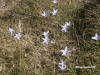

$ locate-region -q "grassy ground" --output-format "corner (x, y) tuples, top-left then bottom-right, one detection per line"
(0, 0), (100, 75)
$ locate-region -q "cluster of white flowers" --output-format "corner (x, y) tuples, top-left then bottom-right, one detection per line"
(41, 0), (72, 71)
(7, 0), (99, 73)
(58, 21), (71, 71)
(58, 46), (71, 71)
(9, 28), (21, 40)
(92, 33), (100, 40)
(42, 31), (55, 45)
(41, 0), (58, 44)
(41, 0), (58, 17)
(41, 9), (58, 17)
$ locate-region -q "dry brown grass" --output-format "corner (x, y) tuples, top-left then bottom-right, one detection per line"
(0, 0), (100, 75)
(0, 0), (21, 17)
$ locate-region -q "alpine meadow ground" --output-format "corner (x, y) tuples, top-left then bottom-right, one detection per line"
(0, 0), (100, 75)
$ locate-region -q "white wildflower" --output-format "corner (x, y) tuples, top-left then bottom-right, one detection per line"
(52, 9), (58, 16)
(41, 11), (47, 17)
(61, 21), (71, 32)
(52, 0), (58, 4)
(14, 33), (21, 40)
(59, 60), (66, 71)
(60, 46), (71, 57)
(9, 28), (14, 35)
(92, 33), (100, 40)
